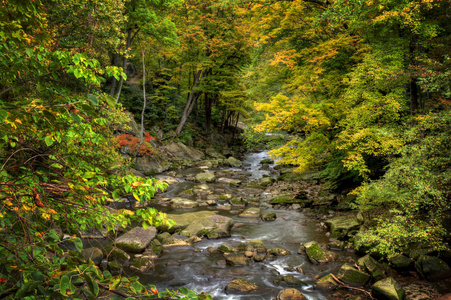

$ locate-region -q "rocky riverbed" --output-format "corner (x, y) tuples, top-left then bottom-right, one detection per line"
(81, 147), (451, 300)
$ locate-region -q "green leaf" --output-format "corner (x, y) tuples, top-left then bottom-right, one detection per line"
(85, 273), (99, 296)
(178, 286), (189, 295)
(105, 95), (116, 109)
(0, 110), (7, 123)
(44, 136), (53, 147)
(109, 275), (121, 290)
(142, 221), (150, 229)
(74, 237), (83, 252)
(88, 94), (98, 105)
(70, 112), (82, 123)
(59, 275), (70, 296)
(47, 230), (60, 241)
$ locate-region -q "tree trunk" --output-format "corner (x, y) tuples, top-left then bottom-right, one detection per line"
(134, 48), (147, 156)
(115, 30), (132, 105)
(175, 70), (202, 136)
(205, 93), (212, 133)
(109, 53), (120, 97)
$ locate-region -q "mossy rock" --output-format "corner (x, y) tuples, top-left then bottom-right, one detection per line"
(226, 157), (242, 167)
(277, 288), (307, 300)
(257, 177), (275, 188)
(230, 197), (248, 207)
(218, 243), (236, 253)
(325, 215), (361, 239)
(371, 277), (406, 300)
(147, 239), (163, 256)
(267, 248), (291, 256)
(303, 241), (338, 264)
(270, 195), (298, 205)
(81, 247), (103, 266)
(280, 275), (308, 287)
(239, 207), (261, 218)
(195, 172), (216, 183)
(130, 257), (153, 272)
(115, 227), (157, 253)
(225, 278), (258, 294)
(388, 254), (413, 269)
(107, 261), (122, 274)
(104, 246), (130, 262)
(357, 255), (386, 282)
(262, 211), (277, 221)
(415, 255), (451, 281)
(225, 253), (249, 266)
(314, 274), (339, 290)
(260, 159), (274, 164)
(337, 263), (370, 286)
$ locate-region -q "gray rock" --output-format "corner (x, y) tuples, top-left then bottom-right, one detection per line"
(239, 207), (262, 218)
(104, 246), (130, 262)
(153, 175), (179, 185)
(170, 197), (199, 209)
(218, 243), (237, 253)
(325, 215), (361, 239)
(81, 247), (103, 266)
(277, 288), (307, 300)
(388, 254), (413, 269)
(116, 226), (157, 253)
(257, 177), (274, 188)
(217, 177), (241, 185)
(226, 157), (242, 167)
(163, 142), (205, 161)
(415, 255), (451, 281)
(371, 277), (405, 300)
(337, 263), (370, 286)
(280, 275), (308, 287)
(195, 172), (216, 183)
(164, 211), (233, 239)
(135, 155), (170, 174)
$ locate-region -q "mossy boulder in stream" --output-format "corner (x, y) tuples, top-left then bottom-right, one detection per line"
(371, 277), (406, 300)
(388, 254), (413, 270)
(337, 263), (370, 286)
(267, 247), (291, 256)
(325, 215), (361, 239)
(280, 275), (308, 287)
(226, 157), (242, 167)
(225, 253), (249, 266)
(257, 177), (274, 188)
(239, 207), (262, 218)
(314, 274), (339, 290)
(130, 257), (154, 272)
(262, 211), (277, 221)
(357, 254), (387, 282)
(164, 211), (234, 239)
(302, 241), (338, 264)
(277, 288), (307, 300)
(195, 172), (216, 183)
(225, 278), (258, 294)
(104, 245), (130, 262)
(170, 197), (199, 209)
(115, 226), (157, 253)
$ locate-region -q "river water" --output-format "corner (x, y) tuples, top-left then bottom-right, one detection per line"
(135, 151), (354, 299)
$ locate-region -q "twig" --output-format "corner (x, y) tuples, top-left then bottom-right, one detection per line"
(329, 273), (374, 299)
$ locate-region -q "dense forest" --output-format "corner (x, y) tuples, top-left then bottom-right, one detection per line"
(0, 0), (450, 299)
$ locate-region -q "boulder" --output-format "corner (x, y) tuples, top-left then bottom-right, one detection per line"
(325, 215), (361, 239)
(130, 257), (154, 272)
(218, 243), (237, 253)
(239, 207), (262, 218)
(388, 254), (413, 270)
(116, 227), (157, 253)
(262, 211), (277, 221)
(107, 261), (122, 274)
(337, 263), (371, 286)
(163, 142), (205, 161)
(267, 248), (291, 256)
(358, 255), (387, 282)
(303, 241), (338, 264)
(217, 177), (241, 185)
(205, 147), (224, 159)
(226, 157), (242, 167)
(371, 277), (405, 300)
(314, 274), (339, 290)
(257, 177), (275, 188)
(225, 278), (258, 294)
(147, 239), (163, 256)
(195, 172), (216, 183)
(81, 247), (103, 266)
(280, 275), (308, 287)
(225, 253), (249, 266)
(135, 155), (170, 174)
(170, 197), (199, 209)
(277, 288), (307, 300)
(153, 175), (179, 185)
(415, 255), (451, 281)
(260, 159), (274, 164)
(104, 246), (130, 262)
(166, 211), (234, 238)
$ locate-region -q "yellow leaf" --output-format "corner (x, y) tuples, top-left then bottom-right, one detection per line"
(15, 119), (22, 124)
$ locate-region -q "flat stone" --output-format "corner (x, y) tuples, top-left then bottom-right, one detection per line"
(217, 177), (242, 185)
(337, 263), (370, 286)
(277, 288), (307, 300)
(239, 207), (261, 218)
(195, 172), (216, 183)
(225, 278), (258, 293)
(170, 197), (199, 209)
(116, 226), (157, 253)
(314, 274), (339, 290)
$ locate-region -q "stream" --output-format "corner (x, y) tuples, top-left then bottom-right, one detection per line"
(133, 151), (354, 299)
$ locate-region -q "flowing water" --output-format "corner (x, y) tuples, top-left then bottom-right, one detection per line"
(131, 152), (355, 299)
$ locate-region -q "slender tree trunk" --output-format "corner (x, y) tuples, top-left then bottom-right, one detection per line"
(115, 30), (132, 105)
(109, 53), (120, 97)
(205, 93), (212, 133)
(135, 48), (147, 156)
(176, 70), (202, 136)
